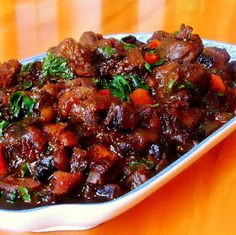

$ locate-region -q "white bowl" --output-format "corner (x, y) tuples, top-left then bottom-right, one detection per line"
(0, 34), (236, 232)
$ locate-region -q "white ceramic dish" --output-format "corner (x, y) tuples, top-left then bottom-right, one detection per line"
(0, 34), (236, 232)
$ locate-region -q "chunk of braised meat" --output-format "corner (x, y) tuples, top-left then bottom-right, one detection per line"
(70, 148), (89, 173)
(148, 30), (170, 42)
(96, 184), (123, 200)
(17, 61), (43, 88)
(79, 31), (104, 51)
(2, 122), (46, 170)
(161, 113), (195, 154)
(84, 145), (119, 199)
(178, 108), (203, 129)
(48, 38), (94, 77)
(0, 60), (21, 89)
(151, 24), (203, 63)
(104, 102), (137, 130)
(152, 62), (179, 98)
(175, 24), (193, 40)
(115, 129), (159, 155)
(33, 156), (55, 182)
(49, 171), (83, 196)
(0, 176), (41, 193)
(203, 47), (230, 67)
(179, 63), (210, 92)
(109, 51), (146, 77)
(126, 168), (151, 190)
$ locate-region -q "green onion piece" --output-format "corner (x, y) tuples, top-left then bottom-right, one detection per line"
(42, 52), (74, 79)
(18, 186), (31, 203)
(145, 63), (152, 72)
(22, 81), (33, 90)
(20, 62), (35, 76)
(9, 91), (35, 118)
(20, 163), (31, 178)
(167, 79), (176, 93)
(109, 75), (132, 101)
(0, 120), (9, 136)
(153, 58), (164, 66)
(98, 46), (116, 58)
(120, 38), (136, 50)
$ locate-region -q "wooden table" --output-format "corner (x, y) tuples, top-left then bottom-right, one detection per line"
(0, 0), (236, 234)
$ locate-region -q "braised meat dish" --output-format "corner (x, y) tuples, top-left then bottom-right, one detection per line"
(0, 24), (235, 208)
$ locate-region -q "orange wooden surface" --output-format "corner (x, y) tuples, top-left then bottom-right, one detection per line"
(0, 0), (236, 234)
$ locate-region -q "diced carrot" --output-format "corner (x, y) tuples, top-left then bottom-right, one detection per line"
(130, 88), (153, 106)
(50, 171), (82, 196)
(97, 89), (111, 96)
(44, 123), (67, 136)
(210, 74), (226, 93)
(57, 131), (78, 147)
(148, 39), (160, 49)
(0, 143), (7, 176)
(92, 144), (117, 162)
(144, 53), (160, 64)
(40, 106), (55, 123)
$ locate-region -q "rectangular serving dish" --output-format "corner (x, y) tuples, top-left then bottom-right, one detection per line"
(0, 34), (235, 232)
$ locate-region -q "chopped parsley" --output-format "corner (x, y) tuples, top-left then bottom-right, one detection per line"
(9, 91), (35, 119)
(129, 158), (155, 170)
(120, 37), (136, 50)
(103, 74), (150, 101)
(18, 186), (31, 203)
(98, 46), (116, 58)
(20, 62), (35, 76)
(145, 58), (164, 72)
(20, 163), (31, 178)
(167, 79), (176, 93)
(0, 120), (8, 136)
(42, 52), (74, 79)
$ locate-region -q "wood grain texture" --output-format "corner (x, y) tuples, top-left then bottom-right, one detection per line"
(0, 0), (236, 234)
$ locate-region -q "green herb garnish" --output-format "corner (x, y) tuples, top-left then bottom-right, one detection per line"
(173, 30), (179, 36)
(129, 158), (155, 170)
(20, 163), (31, 178)
(22, 81), (33, 90)
(98, 46), (116, 58)
(105, 74), (150, 101)
(178, 79), (196, 90)
(167, 79), (176, 93)
(42, 52), (74, 79)
(10, 91), (35, 118)
(20, 62), (35, 76)
(145, 59), (164, 72)
(109, 75), (132, 101)
(18, 186), (31, 203)
(0, 120), (8, 136)
(120, 38), (136, 50)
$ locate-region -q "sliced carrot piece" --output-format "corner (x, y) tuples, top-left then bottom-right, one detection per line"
(210, 74), (226, 93)
(130, 88), (153, 106)
(144, 53), (159, 64)
(148, 39), (160, 49)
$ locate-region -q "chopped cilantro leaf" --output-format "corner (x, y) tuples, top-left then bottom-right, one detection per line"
(20, 163), (31, 178)
(0, 120), (8, 136)
(120, 38), (136, 50)
(42, 52), (74, 79)
(167, 79), (176, 93)
(98, 46), (116, 58)
(18, 186), (31, 203)
(10, 91), (35, 119)
(20, 62), (35, 76)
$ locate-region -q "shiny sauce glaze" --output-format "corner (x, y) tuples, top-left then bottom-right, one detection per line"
(0, 24), (235, 209)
